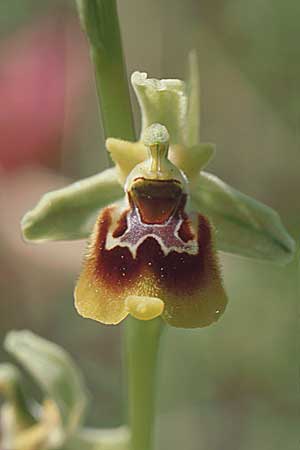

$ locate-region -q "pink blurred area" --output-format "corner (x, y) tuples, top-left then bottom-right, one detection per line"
(0, 13), (92, 283)
(0, 15), (89, 171)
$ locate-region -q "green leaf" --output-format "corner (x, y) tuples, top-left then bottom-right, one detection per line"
(62, 427), (130, 450)
(4, 331), (88, 439)
(191, 172), (295, 264)
(21, 168), (123, 241)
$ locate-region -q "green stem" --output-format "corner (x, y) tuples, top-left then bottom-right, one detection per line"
(125, 317), (164, 450)
(76, 0), (135, 141)
(75, 3), (163, 450)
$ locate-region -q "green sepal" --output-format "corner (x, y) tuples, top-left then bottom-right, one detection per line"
(131, 71), (186, 144)
(132, 51), (201, 148)
(191, 172), (295, 264)
(62, 427), (130, 450)
(21, 167), (123, 242)
(4, 331), (88, 439)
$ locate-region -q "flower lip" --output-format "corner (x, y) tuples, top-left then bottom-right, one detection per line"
(75, 204), (228, 328)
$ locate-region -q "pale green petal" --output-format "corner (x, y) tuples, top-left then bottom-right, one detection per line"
(106, 138), (147, 184)
(171, 143), (215, 179)
(191, 172), (295, 264)
(21, 167), (123, 242)
(4, 331), (88, 439)
(63, 427), (130, 450)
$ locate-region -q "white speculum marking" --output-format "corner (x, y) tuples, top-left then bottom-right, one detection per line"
(105, 206), (198, 259)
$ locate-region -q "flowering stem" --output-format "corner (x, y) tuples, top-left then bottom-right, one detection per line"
(75, 2), (162, 450)
(76, 0), (135, 141)
(125, 317), (164, 450)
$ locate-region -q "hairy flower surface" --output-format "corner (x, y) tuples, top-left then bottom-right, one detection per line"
(22, 57), (295, 328)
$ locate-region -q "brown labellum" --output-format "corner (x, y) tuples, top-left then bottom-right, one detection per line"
(75, 179), (227, 327)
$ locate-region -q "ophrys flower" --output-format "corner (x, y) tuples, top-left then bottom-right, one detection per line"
(22, 59), (295, 328)
(75, 123), (227, 327)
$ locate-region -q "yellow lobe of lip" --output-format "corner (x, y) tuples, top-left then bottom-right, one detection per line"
(125, 296), (165, 321)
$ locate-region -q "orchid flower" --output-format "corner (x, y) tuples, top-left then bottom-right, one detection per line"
(22, 57), (295, 329)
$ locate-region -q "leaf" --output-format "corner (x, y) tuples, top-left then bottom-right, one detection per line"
(21, 167), (123, 241)
(4, 331), (88, 440)
(191, 172), (295, 264)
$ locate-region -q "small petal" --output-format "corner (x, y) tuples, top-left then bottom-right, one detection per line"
(106, 138), (147, 184)
(191, 172), (295, 264)
(106, 139), (214, 184)
(170, 143), (215, 180)
(22, 167), (123, 241)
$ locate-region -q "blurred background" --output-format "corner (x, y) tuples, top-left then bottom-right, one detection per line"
(0, 1), (299, 449)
